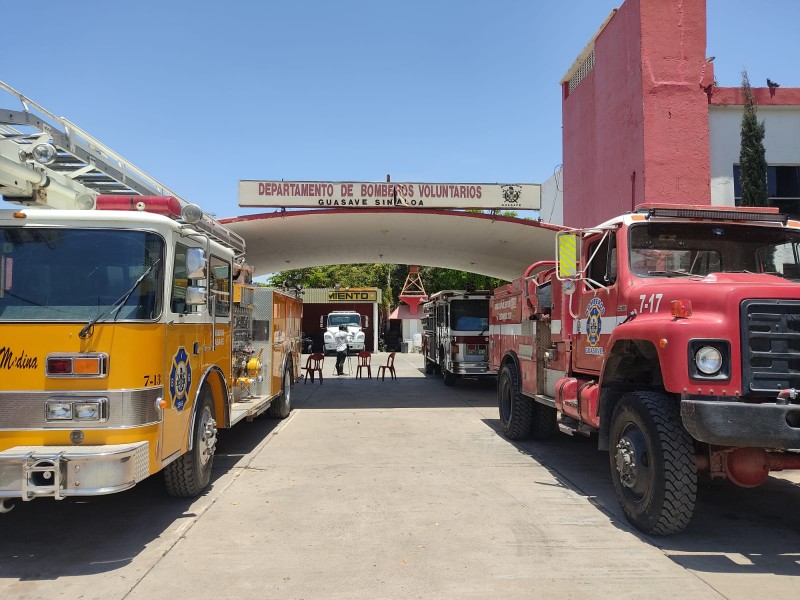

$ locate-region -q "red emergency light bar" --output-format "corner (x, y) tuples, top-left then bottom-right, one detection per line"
(94, 194), (247, 255)
(95, 195), (183, 217)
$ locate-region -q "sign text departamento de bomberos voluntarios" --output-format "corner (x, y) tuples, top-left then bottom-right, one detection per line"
(238, 181), (541, 210)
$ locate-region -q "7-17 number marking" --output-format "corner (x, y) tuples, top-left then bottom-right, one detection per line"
(639, 293), (663, 314)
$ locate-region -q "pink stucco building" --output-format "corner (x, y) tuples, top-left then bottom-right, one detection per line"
(542, 0), (800, 228)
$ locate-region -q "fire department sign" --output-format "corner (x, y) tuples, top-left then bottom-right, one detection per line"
(238, 181), (541, 210)
(169, 347), (192, 411)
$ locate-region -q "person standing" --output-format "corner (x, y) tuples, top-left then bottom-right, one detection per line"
(334, 324), (349, 375)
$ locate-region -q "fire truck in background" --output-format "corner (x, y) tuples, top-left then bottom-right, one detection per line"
(0, 81), (301, 511)
(422, 289), (493, 385)
(490, 204), (800, 534)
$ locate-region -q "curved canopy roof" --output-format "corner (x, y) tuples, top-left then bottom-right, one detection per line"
(221, 209), (564, 281)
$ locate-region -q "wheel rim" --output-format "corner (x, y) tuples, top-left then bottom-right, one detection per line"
(283, 369), (292, 408)
(613, 423), (651, 502)
(198, 407), (217, 468)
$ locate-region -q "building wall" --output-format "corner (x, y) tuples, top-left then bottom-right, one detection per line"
(562, 3), (645, 228)
(709, 87), (800, 207)
(539, 167), (564, 226)
(562, 0), (712, 228)
(298, 287), (382, 352)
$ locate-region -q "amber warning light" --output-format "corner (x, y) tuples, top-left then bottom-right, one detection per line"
(671, 299), (692, 319)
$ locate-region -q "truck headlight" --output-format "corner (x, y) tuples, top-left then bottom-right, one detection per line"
(46, 401), (72, 420)
(74, 401), (102, 421)
(695, 346), (722, 375)
(688, 340), (730, 381)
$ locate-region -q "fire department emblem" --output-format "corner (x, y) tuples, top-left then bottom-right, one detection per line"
(585, 297), (605, 347)
(169, 347), (192, 411)
(501, 185), (522, 206)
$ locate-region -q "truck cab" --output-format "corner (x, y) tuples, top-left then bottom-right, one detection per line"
(322, 311), (366, 354)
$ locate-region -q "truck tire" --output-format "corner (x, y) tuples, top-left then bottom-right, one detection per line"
(164, 387), (217, 497)
(268, 364), (293, 419)
(425, 358), (435, 375)
(443, 370), (457, 386)
(497, 362), (532, 440)
(531, 403), (558, 440)
(609, 391), (697, 535)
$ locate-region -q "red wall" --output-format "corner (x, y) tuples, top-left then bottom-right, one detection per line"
(563, 0), (713, 228)
(710, 87), (800, 107)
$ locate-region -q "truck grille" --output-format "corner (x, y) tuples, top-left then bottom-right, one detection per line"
(741, 299), (800, 396)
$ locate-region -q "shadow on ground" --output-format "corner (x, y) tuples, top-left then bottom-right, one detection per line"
(0, 415), (282, 580)
(481, 417), (800, 577)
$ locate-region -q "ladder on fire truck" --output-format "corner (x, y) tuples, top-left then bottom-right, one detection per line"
(0, 80), (245, 255)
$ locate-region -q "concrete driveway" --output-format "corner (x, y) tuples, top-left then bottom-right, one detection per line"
(1, 352), (799, 599)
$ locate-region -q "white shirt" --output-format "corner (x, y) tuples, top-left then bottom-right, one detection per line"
(334, 330), (349, 352)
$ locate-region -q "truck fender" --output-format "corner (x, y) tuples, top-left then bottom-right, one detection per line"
(499, 351), (521, 382)
(596, 337), (662, 451)
(189, 365), (228, 447)
(280, 349), (295, 388)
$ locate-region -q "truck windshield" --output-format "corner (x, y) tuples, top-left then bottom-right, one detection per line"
(450, 299), (489, 331)
(329, 314), (360, 327)
(629, 222), (800, 279)
(0, 228), (164, 322)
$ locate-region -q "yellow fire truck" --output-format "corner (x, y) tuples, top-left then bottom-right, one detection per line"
(0, 82), (301, 511)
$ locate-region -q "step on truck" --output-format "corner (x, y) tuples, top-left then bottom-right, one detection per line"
(422, 289), (493, 386)
(0, 81), (302, 511)
(490, 204), (800, 534)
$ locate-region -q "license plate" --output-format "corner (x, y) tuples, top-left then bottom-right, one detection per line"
(466, 346), (485, 356)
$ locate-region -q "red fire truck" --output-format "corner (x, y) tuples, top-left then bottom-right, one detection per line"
(490, 204), (800, 534)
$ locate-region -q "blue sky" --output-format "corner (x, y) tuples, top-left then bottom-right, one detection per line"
(2, 0), (798, 219)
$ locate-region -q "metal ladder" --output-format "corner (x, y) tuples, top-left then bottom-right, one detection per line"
(0, 80), (245, 254)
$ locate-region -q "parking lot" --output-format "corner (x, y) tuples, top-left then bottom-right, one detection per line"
(1, 351), (799, 600)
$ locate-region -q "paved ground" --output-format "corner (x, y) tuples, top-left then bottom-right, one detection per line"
(1, 351), (799, 599)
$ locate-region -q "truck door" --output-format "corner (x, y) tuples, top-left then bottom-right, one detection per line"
(161, 244), (231, 462)
(573, 231), (618, 374)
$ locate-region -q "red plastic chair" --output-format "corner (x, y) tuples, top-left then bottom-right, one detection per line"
(355, 351), (372, 379)
(303, 353), (324, 384)
(377, 352), (397, 381)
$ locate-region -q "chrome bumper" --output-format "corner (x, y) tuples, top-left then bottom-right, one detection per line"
(0, 442), (149, 501)
(453, 362), (492, 376)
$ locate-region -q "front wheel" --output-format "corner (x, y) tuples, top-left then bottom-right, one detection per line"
(609, 391), (697, 535)
(497, 362), (532, 440)
(164, 387), (217, 497)
(442, 369), (456, 386)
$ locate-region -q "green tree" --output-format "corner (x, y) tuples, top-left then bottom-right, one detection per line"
(739, 69), (768, 207)
(267, 264), (507, 308)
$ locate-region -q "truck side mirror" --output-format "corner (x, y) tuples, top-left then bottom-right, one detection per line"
(556, 232), (581, 280)
(186, 247), (207, 279)
(320, 316), (326, 328)
(185, 285), (207, 306)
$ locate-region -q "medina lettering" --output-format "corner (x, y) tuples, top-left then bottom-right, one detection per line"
(0, 346), (38, 370)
